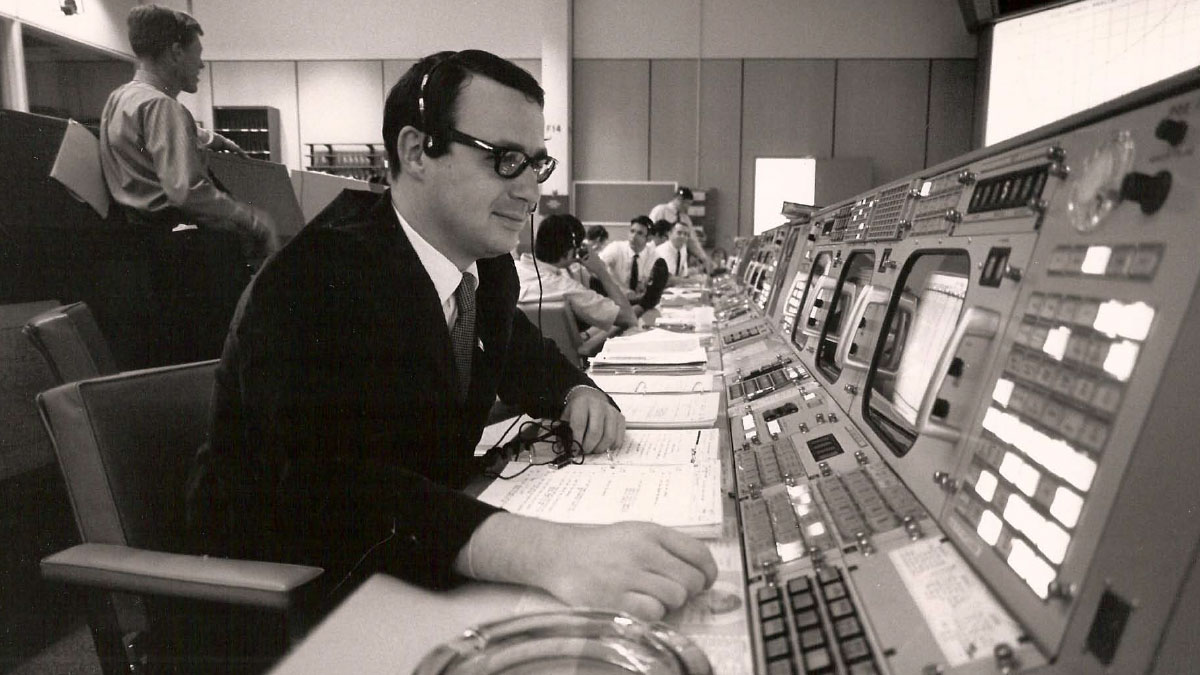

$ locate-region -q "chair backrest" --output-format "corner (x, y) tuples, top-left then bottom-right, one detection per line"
(517, 300), (583, 368)
(23, 301), (118, 384)
(37, 361), (217, 552)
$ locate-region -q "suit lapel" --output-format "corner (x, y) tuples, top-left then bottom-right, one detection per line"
(360, 195), (459, 396)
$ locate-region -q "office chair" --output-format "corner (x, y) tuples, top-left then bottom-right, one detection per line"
(23, 301), (118, 384)
(517, 300), (584, 368)
(37, 361), (323, 675)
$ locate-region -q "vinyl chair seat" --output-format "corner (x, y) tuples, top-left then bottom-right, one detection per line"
(23, 301), (118, 383)
(37, 360), (323, 674)
(517, 300), (584, 369)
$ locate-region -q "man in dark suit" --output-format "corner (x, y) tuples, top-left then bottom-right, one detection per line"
(188, 50), (715, 621)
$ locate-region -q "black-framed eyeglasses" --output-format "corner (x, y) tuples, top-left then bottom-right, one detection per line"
(443, 128), (558, 184)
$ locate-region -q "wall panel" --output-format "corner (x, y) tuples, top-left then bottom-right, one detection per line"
(573, 59), (649, 181)
(927, 58), (976, 167)
(697, 59), (742, 252)
(834, 59), (929, 185)
(649, 60), (699, 185)
(740, 60), (835, 236)
(211, 61), (302, 171)
(297, 60), (385, 155)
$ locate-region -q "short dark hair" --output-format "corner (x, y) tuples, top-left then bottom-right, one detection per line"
(676, 186), (694, 200)
(127, 5), (202, 59)
(630, 215), (653, 229)
(535, 214), (584, 263)
(383, 50), (544, 179)
(652, 219), (674, 238)
(586, 225), (609, 243)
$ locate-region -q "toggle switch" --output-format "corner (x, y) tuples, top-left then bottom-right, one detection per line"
(1120, 170), (1172, 215)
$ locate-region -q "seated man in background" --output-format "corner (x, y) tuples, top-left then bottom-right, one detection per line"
(600, 215), (668, 314)
(656, 221), (696, 283)
(585, 225), (610, 257)
(188, 49), (714, 624)
(517, 214), (638, 349)
(649, 186), (711, 273)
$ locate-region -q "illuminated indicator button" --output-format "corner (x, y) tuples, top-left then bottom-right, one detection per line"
(1103, 340), (1140, 382)
(766, 420), (782, 438)
(975, 470), (999, 502)
(741, 414), (756, 431)
(1034, 519), (1070, 564)
(920, 181), (933, 196)
(1081, 246), (1112, 275)
(1008, 538), (1055, 599)
(1051, 487), (1084, 528)
(999, 452), (1026, 488)
(1016, 462), (1041, 498)
(1043, 326), (1072, 361)
(978, 509), (1003, 546)
(993, 378), (1015, 407)
(806, 521), (827, 538)
(1094, 300), (1155, 341)
(1003, 493), (1035, 533)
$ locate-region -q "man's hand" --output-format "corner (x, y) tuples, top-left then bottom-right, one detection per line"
(460, 514), (718, 621)
(212, 132), (250, 158)
(542, 522), (718, 620)
(560, 386), (624, 455)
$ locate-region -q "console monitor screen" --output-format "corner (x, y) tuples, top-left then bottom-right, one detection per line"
(865, 252), (970, 456)
(815, 252), (876, 382)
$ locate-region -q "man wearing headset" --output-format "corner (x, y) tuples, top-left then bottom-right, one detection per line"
(188, 50), (716, 622)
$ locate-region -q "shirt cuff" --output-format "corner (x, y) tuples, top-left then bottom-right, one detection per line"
(562, 384), (600, 410)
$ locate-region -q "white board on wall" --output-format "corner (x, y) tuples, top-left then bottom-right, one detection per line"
(753, 157), (815, 234)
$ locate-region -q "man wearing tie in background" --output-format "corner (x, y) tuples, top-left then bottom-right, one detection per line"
(649, 186), (711, 273)
(657, 221), (695, 283)
(188, 50), (716, 622)
(600, 215), (668, 314)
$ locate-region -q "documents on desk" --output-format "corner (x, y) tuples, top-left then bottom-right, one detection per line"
(476, 428), (724, 537)
(589, 371), (717, 393)
(590, 329), (708, 367)
(608, 392), (721, 428)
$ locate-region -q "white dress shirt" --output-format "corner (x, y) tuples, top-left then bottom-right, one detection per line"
(393, 204), (478, 329)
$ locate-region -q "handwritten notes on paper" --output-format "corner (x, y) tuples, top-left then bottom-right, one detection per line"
(589, 372), (717, 394)
(890, 538), (1023, 667)
(476, 428), (724, 537)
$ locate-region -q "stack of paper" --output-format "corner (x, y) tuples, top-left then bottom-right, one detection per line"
(477, 429), (724, 537)
(590, 329), (708, 367)
(589, 371), (717, 393)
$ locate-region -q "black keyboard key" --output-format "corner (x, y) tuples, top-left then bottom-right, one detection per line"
(799, 627), (825, 650)
(828, 598), (855, 618)
(794, 609), (821, 629)
(764, 636), (791, 661)
(840, 636), (872, 664)
(834, 616), (863, 640)
(761, 599), (782, 620)
(791, 592), (815, 612)
(758, 586), (780, 603)
(823, 581), (847, 601)
(804, 647), (834, 673)
(762, 616), (786, 639)
(786, 576), (811, 595)
(766, 659), (795, 675)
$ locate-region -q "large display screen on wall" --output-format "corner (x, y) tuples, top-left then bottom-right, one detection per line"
(986, 0), (1200, 145)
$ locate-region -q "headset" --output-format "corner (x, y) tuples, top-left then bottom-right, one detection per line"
(418, 53), (455, 157)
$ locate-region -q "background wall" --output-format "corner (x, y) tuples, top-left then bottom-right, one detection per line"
(9, 0), (978, 253)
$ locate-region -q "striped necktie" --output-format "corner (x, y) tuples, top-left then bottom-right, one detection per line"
(450, 272), (477, 401)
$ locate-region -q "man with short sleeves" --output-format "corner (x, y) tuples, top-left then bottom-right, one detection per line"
(600, 215), (667, 313)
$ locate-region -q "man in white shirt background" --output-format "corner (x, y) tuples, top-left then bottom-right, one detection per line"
(656, 221), (694, 283)
(516, 213), (638, 342)
(600, 215), (667, 314)
(648, 186), (711, 273)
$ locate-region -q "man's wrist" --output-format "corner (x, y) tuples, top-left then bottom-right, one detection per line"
(562, 384), (600, 410)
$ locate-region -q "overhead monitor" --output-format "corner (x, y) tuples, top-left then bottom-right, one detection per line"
(985, 0), (1200, 145)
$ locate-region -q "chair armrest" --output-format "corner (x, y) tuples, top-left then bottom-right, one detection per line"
(41, 543), (323, 611)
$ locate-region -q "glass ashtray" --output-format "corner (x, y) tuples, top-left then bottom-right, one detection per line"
(411, 609), (712, 675)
